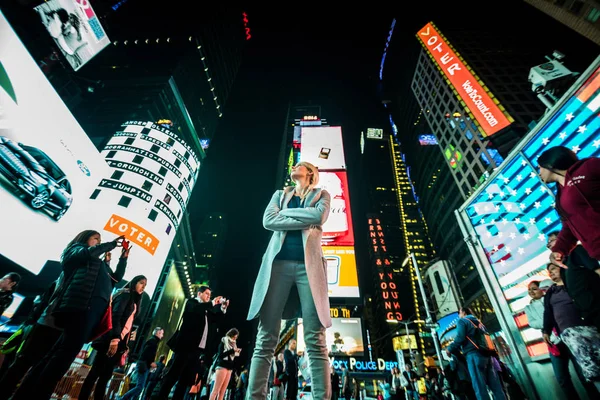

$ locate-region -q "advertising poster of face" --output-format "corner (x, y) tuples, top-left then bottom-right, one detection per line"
(0, 12), (110, 274)
(300, 126), (346, 170)
(318, 171), (354, 246)
(34, 0), (111, 71)
(297, 317), (364, 357)
(323, 246), (359, 298)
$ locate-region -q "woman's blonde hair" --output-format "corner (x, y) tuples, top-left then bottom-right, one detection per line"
(294, 161), (319, 201)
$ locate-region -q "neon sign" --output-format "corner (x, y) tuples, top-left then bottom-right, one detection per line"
(368, 217), (402, 321)
(242, 12), (251, 40)
(303, 115), (319, 120)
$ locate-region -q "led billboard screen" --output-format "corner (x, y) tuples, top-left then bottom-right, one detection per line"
(436, 312), (459, 349)
(417, 22), (512, 137)
(323, 246), (359, 298)
(34, 0), (110, 71)
(300, 126), (346, 170)
(418, 134), (438, 146)
(459, 64), (600, 356)
(318, 171), (354, 246)
(0, 12), (110, 274)
(366, 128), (384, 140)
(297, 317), (364, 356)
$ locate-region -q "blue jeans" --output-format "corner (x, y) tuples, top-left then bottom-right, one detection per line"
(465, 352), (506, 399)
(122, 364), (149, 400)
(405, 389), (419, 400)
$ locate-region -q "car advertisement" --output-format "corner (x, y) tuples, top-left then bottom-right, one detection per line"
(34, 0), (111, 71)
(0, 12), (110, 274)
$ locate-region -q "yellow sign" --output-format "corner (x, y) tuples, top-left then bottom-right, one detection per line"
(393, 334), (418, 351)
(323, 246), (359, 297)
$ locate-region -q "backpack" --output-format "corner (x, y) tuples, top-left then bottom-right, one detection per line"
(465, 317), (496, 356)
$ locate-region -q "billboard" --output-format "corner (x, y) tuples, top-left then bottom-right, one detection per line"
(297, 317), (364, 356)
(147, 262), (186, 361)
(91, 121), (201, 296)
(458, 62), (600, 357)
(366, 128), (383, 140)
(34, 0), (111, 71)
(300, 126), (346, 170)
(323, 246), (359, 298)
(417, 22), (513, 137)
(436, 312), (460, 349)
(0, 12), (110, 274)
(418, 134), (438, 146)
(318, 171), (354, 246)
(425, 260), (460, 319)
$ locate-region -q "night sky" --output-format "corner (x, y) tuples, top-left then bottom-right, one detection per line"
(183, 2), (600, 352)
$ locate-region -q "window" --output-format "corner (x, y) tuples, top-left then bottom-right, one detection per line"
(587, 7), (600, 22)
(178, 182), (184, 191)
(142, 180), (153, 191)
(106, 151), (117, 159)
(166, 138), (175, 146)
(148, 209), (158, 221)
(158, 166), (167, 177)
(177, 209), (182, 219)
(164, 194), (172, 205)
(90, 189), (101, 200)
(111, 170), (124, 180)
(150, 144), (161, 154)
(118, 196), (132, 208)
(184, 151), (190, 160)
(141, 128), (151, 135)
(569, 0), (584, 14)
(166, 224), (172, 235)
(174, 159), (182, 168)
(124, 138), (135, 145)
(133, 155), (144, 164)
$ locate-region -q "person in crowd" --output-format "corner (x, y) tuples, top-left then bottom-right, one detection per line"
(547, 231), (600, 331)
(389, 367), (402, 400)
(153, 285), (228, 399)
(446, 307), (506, 399)
(543, 262), (600, 394)
(144, 354), (166, 399)
(235, 367), (248, 400)
(246, 161), (331, 399)
(0, 272), (21, 316)
(12, 230), (128, 400)
(117, 326), (164, 400)
(353, 378), (363, 399)
(283, 338), (298, 400)
(538, 146), (600, 264)
(402, 364), (419, 400)
(443, 353), (475, 400)
(331, 368), (340, 400)
(210, 328), (241, 400)
(341, 364), (351, 400)
(270, 353), (285, 400)
(79, 275), (146, 399)
(525, 279), (594, 399)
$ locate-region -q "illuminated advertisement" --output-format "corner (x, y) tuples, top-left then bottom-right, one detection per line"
(34, 0), (111, 71)
(368, 216), (402, 321)
(148, 262), (186, 360)
(318, 171), (354, 246)
(366, 128), (384, 140)
(458, 63), (600, 357)
(417, 22), (513, 137)
(444, 145), (462, 169)
(392, 334), (418, 350)
(300, 126), (346, 170)
(323, 246), (359, 298)
(436, 312), (460, 349)
(418, 134), (438, 146)
(0, 12), (110, 274)
(297, 317), (364, 356)
(425, 260), (460, 319)
(90, 121), (200, 296)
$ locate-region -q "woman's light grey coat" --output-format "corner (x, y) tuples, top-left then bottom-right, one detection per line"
(247, 186), (332, 328)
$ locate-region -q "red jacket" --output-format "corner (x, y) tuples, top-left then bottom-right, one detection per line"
(552, 158), (600, 259)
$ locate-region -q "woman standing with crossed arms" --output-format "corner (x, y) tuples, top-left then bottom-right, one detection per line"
(246, 161), (331, 399)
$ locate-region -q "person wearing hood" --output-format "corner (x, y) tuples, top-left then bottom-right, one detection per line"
(12, 230), (128, 400)
(79, 274), (147, 399)
(538, 146), (600, 263)
(210, 328), (241, 400)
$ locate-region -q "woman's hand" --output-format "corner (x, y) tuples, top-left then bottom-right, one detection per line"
(121, 246), (131, 259)
(543, 333), (552, 345)
(107, 339), (119, 357)
(115, 235), (126, 247)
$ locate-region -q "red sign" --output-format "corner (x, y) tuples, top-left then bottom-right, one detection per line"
(321, 171), (354, 246)
(242, 12), (251, 40)
(368, 217), (402, 321)
(417, 22), (512, 137)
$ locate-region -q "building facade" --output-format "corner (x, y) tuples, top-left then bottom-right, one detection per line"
(194, 213), (228, 288)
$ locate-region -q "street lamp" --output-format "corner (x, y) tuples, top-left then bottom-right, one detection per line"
(403, 253), (445, 369)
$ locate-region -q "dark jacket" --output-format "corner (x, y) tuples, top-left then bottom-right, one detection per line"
(53, 241), (126, 319)
(137, 335), (161, 373)
(447, 315), (483, 356)
(92, 288), (139, 351)
(167, 298), (224, 353)
(552, 158), (600, 259)
(283, 349), (298, 380)
(563, 245), (600, 325)
(214, 339), (237, 370)
(543, 284), (586, 335)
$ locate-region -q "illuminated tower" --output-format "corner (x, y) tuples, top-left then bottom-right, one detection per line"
(89, 120), (201, 296)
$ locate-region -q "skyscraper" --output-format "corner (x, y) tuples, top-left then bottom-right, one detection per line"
(194, 213), (228, 289)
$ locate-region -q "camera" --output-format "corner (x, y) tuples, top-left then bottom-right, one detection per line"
(219, 298), (227, 304)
